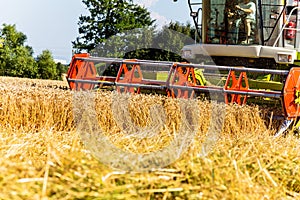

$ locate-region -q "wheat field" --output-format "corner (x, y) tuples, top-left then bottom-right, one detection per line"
(0, 76), (299, 199)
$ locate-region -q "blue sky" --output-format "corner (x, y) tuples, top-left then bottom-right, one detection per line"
(0, 0), (191, 63)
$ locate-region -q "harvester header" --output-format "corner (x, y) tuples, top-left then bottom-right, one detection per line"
(67, 53), (300, 120)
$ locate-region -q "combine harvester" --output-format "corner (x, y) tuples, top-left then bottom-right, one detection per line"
(67, 0), (300, 136)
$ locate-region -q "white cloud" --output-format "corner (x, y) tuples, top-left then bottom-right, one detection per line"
(151, 12), (170, 29)
(133, 0), (170, 29)
(134, 0), (159, 8)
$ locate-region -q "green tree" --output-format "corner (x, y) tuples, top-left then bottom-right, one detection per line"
(55, 62), (69, 80)
(0, 38), (3, 48)
(92, 27), (156, 58)
(123, 22), (196, 61)
(94, 21), (196, 61)
(167, 21), (198, 42)
(36, 50), (57, 80)
(0, 24), (38, 78)
(0, 24), (64, 80)
(73, 0), (155, 52)
(152, 21), (196, 61)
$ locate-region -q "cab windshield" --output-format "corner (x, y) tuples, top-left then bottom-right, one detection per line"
(204, 0), (259, 45)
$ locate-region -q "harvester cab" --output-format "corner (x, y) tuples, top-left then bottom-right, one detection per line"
(67, 0), (300, 137)
(181, 0), (300, 136)
(183, 0), (300, 66)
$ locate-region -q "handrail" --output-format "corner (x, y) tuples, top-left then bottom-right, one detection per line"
(188, 0), (202, 43)
(273, 6), (300, 47)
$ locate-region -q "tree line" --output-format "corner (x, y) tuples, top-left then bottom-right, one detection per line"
(0, 24), (68, 80)
(0, 0), (196, 80)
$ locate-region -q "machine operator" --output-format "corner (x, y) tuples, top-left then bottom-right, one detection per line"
(235, 0), (256, 44)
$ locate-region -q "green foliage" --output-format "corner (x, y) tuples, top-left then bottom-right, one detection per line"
(124, 22), (196, 61)
(36, 50), (57, 80)
(92, 27), (156, 58)
(0, 24), (67, 80)
(73, 0), (155, 52)
(1, 24), (27, 49)
(0, 38), (3, 48)
(90, 21), (197, 62)
(167, 21), (198, 43)
(73, 0), (198, 62)
(56, 62), (69, 80)
(0, 24), (38, 78)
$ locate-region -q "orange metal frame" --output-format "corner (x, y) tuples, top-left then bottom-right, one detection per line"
(67, 53), (300, 119)
(283, 67), (300, 118)
(67, 53), (97, 90)
(115, 59), (143, 94)
(224, 71), (249, 105)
